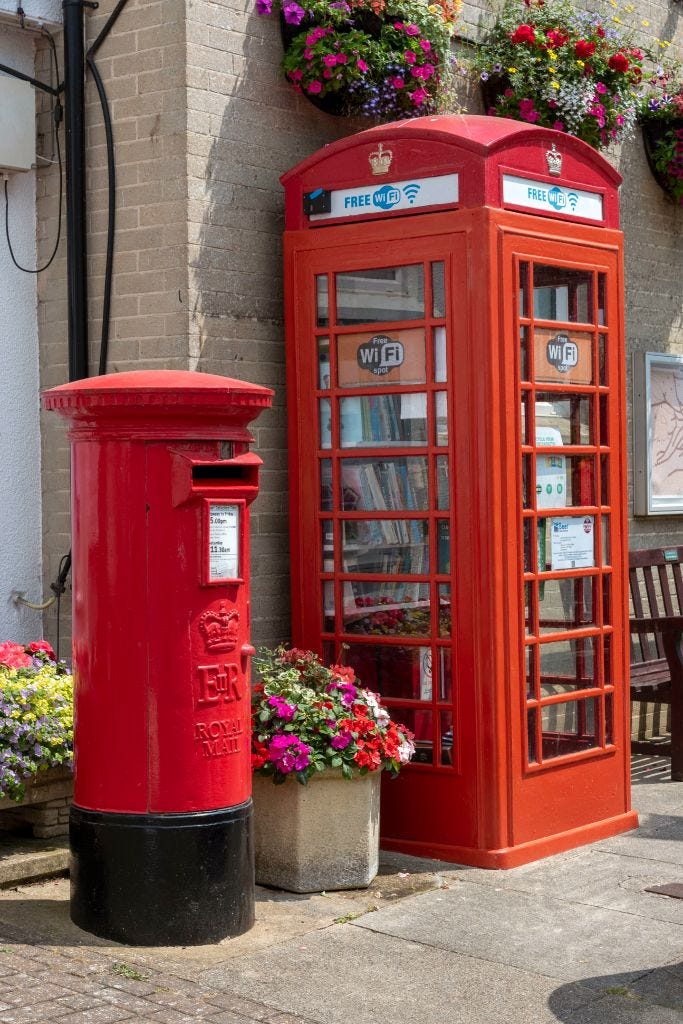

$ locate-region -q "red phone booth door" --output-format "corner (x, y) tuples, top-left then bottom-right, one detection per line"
(289, 231), (470, 799)
(501, 234), (632, 849)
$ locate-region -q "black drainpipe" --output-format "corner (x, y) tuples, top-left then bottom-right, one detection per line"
(62, 0), (90, 381)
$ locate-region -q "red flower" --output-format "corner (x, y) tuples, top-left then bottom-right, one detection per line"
(595, 25), (605, 38)
(574, 39), (596, 59)
(545, 29), (568, 48)
(27, 640), (56, 660)
(608, 52), (629, 73)
(510, 24), (536, 45)
(251, 739), (269, 770)
(329, 664), (356, 684)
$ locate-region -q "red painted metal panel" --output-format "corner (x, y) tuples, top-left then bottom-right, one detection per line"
(42, 371), (272, 815)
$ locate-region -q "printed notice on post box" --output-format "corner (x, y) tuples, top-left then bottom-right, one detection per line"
(550, 516), (594, 570)
(209, 504), (240, 580)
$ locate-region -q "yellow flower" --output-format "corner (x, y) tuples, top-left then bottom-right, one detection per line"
(547, 49), (557, 59)
(641, 18), (649, 26)
(508, 66), (517, 74)
(549, 67), (556, 74)
(551, 81), (560, 90)
(612, 16), (621, 23)
(576, 60), (585, 68)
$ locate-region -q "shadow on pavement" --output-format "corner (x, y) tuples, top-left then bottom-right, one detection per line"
(548, 963), (683, 1022)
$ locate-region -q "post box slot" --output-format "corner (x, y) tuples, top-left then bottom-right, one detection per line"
(192, 464), (251, 483)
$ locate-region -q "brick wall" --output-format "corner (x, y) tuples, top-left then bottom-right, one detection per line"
(36, 0), (683, 654)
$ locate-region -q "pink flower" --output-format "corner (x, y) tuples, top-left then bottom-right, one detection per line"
(323, 68), (333, 78)
(409, 86), (429, 105)
(419, 38), (431, 51)
(336, 52), (348, 64)
(307, 79), (322, 94)
(553, 120), (565, 131)
(404, 50), (417, 64)
(288, 68), (303, 81)
(595, 82), (607, 94)
(357, 58), (369, 72)
(519, 98), (539, 122)
(391, 76), (405, 88)
(0, 641), (32, 669)
(322, 53), (337, 66)
(405, 23), (420, 35)
(331, 731), (353, 750)
(303, 48), (314, 60)
(393, 20), (403, 29)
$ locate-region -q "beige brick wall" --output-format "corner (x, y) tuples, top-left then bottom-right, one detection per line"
(36, 0), (682, 655)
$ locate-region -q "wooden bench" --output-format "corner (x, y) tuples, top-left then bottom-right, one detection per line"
(629, 547), (683, 780)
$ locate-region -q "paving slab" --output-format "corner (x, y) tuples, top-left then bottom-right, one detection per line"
(350, 880), (683, 985)
(593, 811), (683, 866)
(630, 777), (683, 818)
(457, 847), (683, 925)
(199, 924), (602, 1024)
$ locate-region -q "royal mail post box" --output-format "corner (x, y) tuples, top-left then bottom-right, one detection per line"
(43, 370), (272, 944)
(282, 115), (638, 868)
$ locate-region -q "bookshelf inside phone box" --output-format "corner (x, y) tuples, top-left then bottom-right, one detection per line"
(282, 116), (637, 869)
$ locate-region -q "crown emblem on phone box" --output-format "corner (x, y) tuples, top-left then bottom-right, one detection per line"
(369, 143), (393, 176)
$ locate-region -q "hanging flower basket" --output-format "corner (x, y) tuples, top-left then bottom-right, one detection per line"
(473, 0), (643, 150)
(638, 66), (683, 205)
(641, 118), (683, 203)
(259, 0), (460, 119)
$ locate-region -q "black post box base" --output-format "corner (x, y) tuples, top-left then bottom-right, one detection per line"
(70, 801), (254, 945)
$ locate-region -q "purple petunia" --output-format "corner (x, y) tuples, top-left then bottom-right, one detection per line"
(282, 1), (305, 24)
(268, 695), (297, 721)
(268, 734), (311, 773)
(255, 0), (272, 14)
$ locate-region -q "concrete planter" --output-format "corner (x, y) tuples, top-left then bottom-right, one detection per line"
(252, 769), (380, 893)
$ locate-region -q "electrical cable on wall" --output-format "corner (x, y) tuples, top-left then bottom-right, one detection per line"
(7, 5), (128, 650)
(3, 26), (63, 274)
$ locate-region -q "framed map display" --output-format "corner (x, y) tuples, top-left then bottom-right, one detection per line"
(634, 352), (683, 515)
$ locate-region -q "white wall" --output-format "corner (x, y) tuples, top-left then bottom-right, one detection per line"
(0, 0), (61, 26)
(0, 25), (43, 642)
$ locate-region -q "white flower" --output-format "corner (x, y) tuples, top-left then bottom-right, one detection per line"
(397, 737), (416, 763)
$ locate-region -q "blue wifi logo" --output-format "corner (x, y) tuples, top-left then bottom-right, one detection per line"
(403, 182), (421, 204)
(567, 192), (579, 211)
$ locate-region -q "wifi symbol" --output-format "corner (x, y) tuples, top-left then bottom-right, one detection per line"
(567, 192), (579, 211)
(403, 182), (421, 204)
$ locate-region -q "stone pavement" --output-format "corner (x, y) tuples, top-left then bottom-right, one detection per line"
(0, 755), (681, 1024)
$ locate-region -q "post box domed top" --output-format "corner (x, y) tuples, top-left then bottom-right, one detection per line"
(282, 114), (622, 231)
(42, 370), (274, 439)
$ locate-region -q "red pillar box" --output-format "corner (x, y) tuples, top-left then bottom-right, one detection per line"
(282, 115), (638, 869)
(42, 370), (272, 944)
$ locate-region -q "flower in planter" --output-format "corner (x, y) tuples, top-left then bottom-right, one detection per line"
(638, 62), (683, 204)
(473, 0), (644, 149)
(252, 647), (415, 784)
(256, 0), (461, 118)
(0, 640), (73, 802)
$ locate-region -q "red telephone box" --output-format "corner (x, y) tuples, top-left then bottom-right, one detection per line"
(282, 115), (638, 868)
(43, 370), (272, 943)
